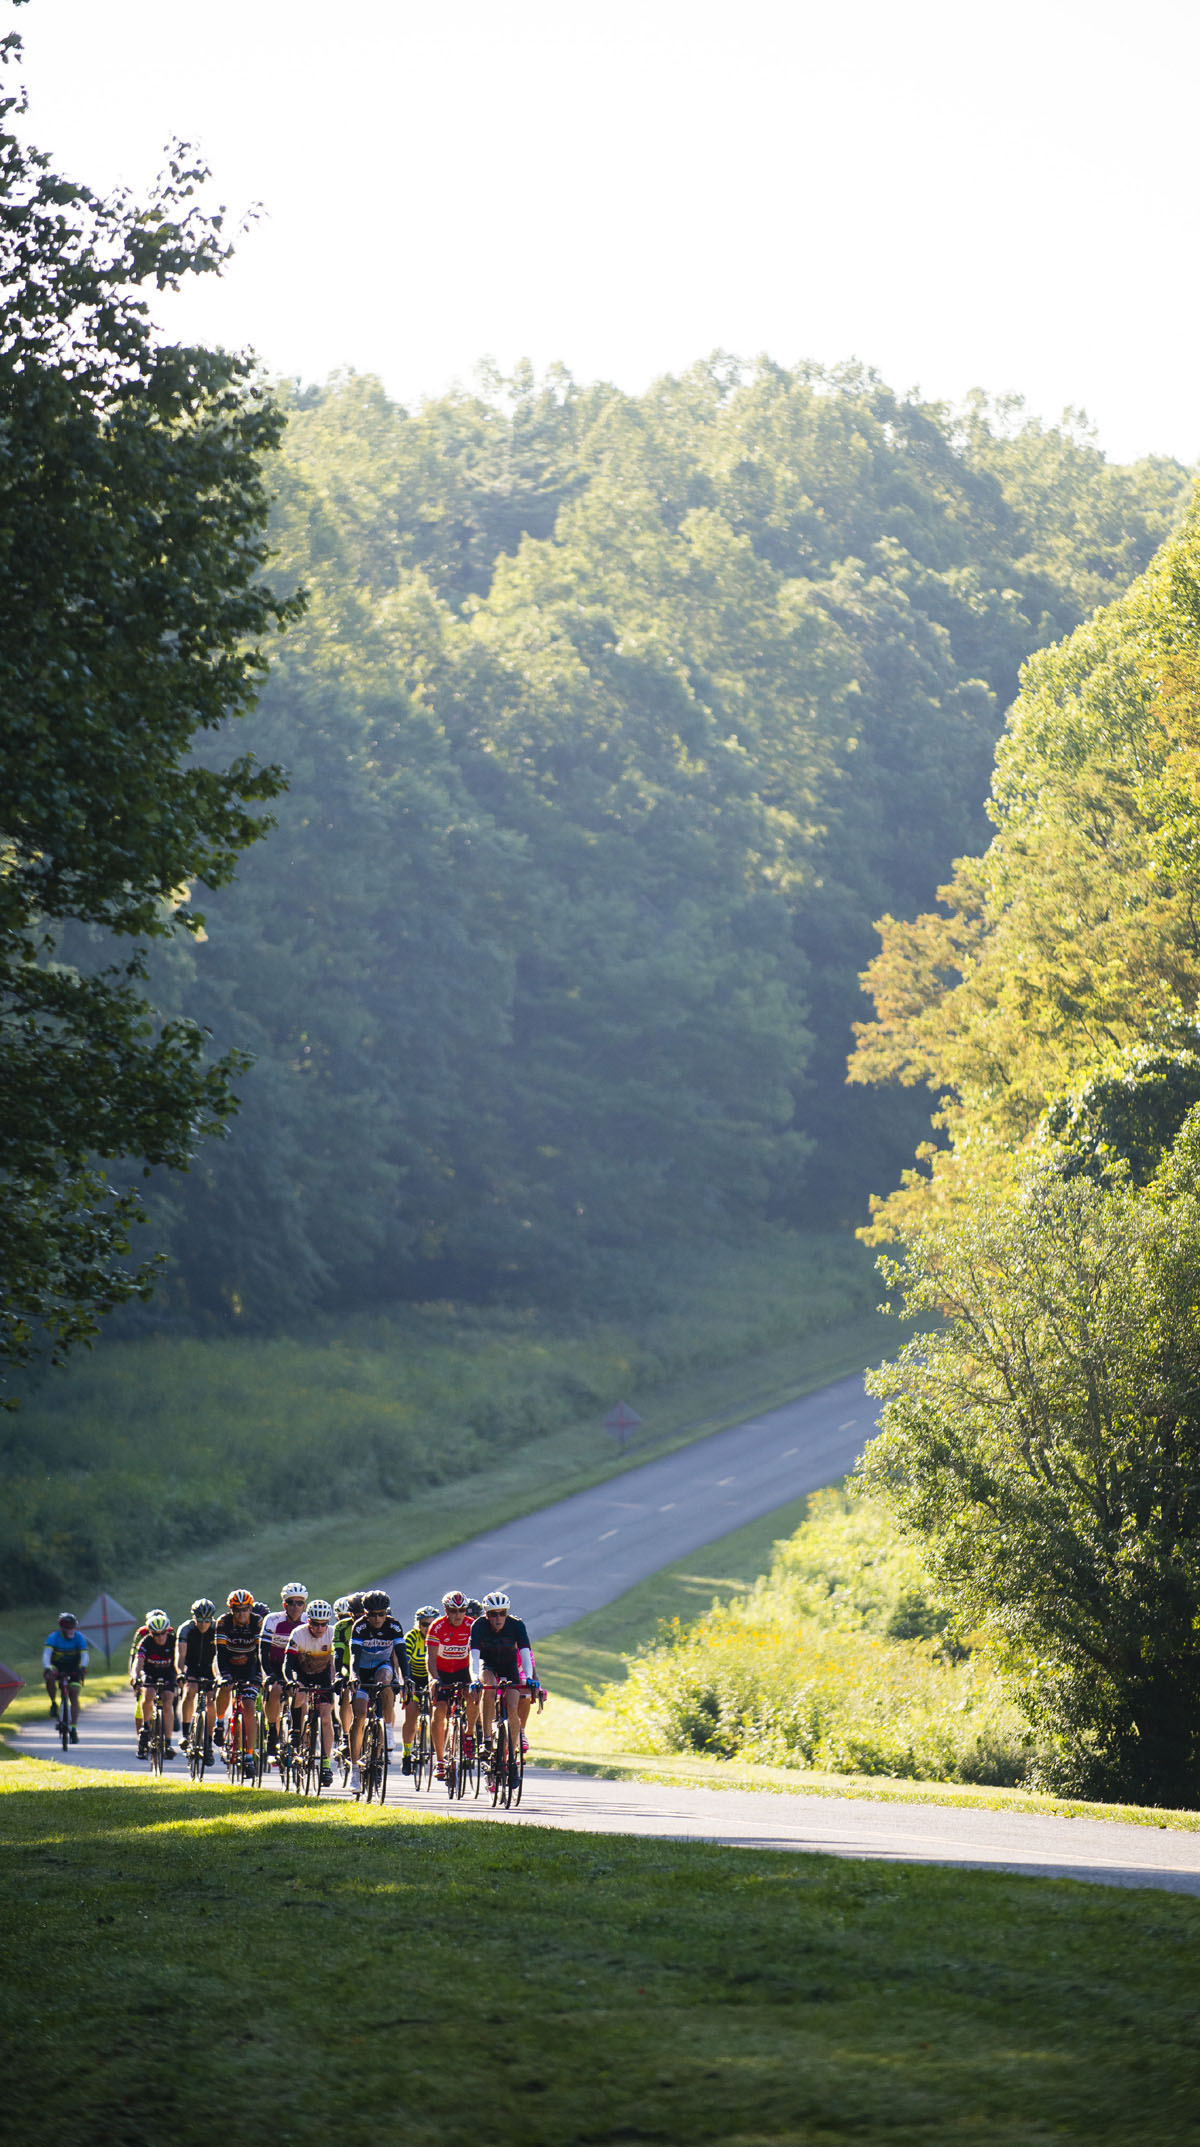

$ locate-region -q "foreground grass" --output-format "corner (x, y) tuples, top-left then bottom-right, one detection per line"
(0, 1284), (892, 1685)
(4, 1770), (1198, 2146)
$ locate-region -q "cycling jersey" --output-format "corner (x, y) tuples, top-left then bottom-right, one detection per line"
(128, 1623), (150, 1677)
(260, 1609), (306, 1680)
(469, 1614), (534, 1685)
(350, 1615), (403, 1683)
(426, 1613), (473, 1677)
(214, 1611), (264, 1684)
(43, 1628), (89, 1676)
(176, 1619), (216, 1679)
(136, 1633), (177, 1684)
(332, 1616), (355, 1679)
(285, 1623), (336, 1683)
(403, 1627), (429, 1685)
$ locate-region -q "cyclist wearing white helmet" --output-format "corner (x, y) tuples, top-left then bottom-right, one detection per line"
(131, 1610), (179, 1759)
(426, 1590), (477, 1780)
(400, 1605), (437, 1775)
(260, 1582), (309, 1763)
(283, 1599), (338, 1786)
(470, 1592), (544, 1760)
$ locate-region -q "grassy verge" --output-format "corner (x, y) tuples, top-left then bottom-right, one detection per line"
(0, 1288), (893, 1688)
(531, 1512), (1200, 1836)
(4, 1768), (1199, 2147)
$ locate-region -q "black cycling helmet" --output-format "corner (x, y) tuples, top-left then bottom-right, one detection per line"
(362, 1589), (390, 1615)
(465, 1598), (483, 1619)
(348, 1592), (366, 1618)
(252, 1601), (269, 1619)
(191, 1598), (216, 1620)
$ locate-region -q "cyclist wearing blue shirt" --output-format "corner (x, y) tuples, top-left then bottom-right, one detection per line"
(43, 1613), (89, 1741)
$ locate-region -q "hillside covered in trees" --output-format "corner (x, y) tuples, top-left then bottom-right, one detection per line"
(125, 360), (1190, 1328)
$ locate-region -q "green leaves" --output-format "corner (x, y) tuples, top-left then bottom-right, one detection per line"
(0, 38), (300, 1378)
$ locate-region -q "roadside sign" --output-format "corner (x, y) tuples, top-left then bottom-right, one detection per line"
(80, 1591), (137, 1668)
(0, 1663), (25, 1720)
(604, 1402), (643, 1453)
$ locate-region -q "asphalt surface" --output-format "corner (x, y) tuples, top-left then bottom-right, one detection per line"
(16, 1688), (1200, 1894)
(374, 1371), (873, 1635)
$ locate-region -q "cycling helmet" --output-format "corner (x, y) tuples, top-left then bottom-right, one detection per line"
(281, 1580), (308, 1602)
(146, 1609), (171, 1633)
(348, 1593), (366, 1617)
(362, 1589), (390, 1614)
(333, 1596), (354, 1619)
(466, 1598), (483, 1618)
(227, 1588), (255, 1610)
(415, 1605), (438, 1625)
(252, 1601), (269, 1619)
(306, 1599), (333, 1623)
(191, 1598), (215, 1620)
(482, 1591), (510, 1613)
(58, 1611), (78, 1627)
(441, 1589), (469, 1613)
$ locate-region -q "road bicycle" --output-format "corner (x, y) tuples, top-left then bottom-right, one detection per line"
(485, 1683), (524, 1809)
(357, 1681), (390, 1804)
(144, 1680), (174, 1779)
(440, 1685), (479, 1802)
(409, 1685), (433, 1793)
(292, 1685), (333, 1796)
(52, 1671), (76, 1752)
(222, 1685), (264, 1786)
(184, 1680), (215, 1780)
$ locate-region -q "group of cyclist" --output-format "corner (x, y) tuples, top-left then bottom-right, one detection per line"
(103, 1580), (544, 1796)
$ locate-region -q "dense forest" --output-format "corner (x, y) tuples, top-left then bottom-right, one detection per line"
(121, 360), (1190, 1328)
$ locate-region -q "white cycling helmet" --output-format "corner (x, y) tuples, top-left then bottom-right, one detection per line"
(441, 1589), (469, 1612)
(333, 1597), (354, 1618)
(281, 1580), (308, 1602)
(147, 1609), (171, 1632)
(306, 1600), (333, 1623)
(482, 1591), (510, 1613)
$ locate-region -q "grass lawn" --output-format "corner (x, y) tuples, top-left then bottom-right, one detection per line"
(3, 1765), (1198, 2146)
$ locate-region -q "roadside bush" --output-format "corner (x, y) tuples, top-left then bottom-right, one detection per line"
(599, 1488), (1032, 1785)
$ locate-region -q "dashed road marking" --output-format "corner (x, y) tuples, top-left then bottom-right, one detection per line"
(598, 1528), (618, 1540)
(543, 1556), (562, 1568)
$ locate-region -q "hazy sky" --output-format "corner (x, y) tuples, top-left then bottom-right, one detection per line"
(14, 0), (1199, 463)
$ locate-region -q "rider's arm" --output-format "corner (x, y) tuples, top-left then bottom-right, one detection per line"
(517, 1644), (533, 1685)
(42, 1646), (55, 1671)
(76, 1642), (88, 1678)
(469, 1644), (483, 1682)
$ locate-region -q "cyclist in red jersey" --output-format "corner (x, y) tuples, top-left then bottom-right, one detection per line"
(426, 1589), (479, 1779)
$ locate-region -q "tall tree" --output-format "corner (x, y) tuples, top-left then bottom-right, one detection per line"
(0, 32), (298, 1378)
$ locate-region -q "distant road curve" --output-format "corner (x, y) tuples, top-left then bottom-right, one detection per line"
(373, 1371), (874, 1635)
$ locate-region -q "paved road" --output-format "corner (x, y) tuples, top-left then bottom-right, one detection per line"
(16, 1689), (1200, 1895)
(375, 1372), (873, 1634)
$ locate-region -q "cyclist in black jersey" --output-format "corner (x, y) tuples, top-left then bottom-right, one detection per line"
(469, 1591), (544, 1760)
(176, 1599), (217, 1760)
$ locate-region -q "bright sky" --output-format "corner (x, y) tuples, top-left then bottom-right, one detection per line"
(14, 0), (1199, 464)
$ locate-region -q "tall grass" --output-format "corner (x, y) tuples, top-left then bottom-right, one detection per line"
(0, 1231), (877, 1607)
(599, 1486), (1033, 1786)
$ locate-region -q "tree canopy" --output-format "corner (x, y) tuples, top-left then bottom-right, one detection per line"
(132, 360), (1191, 1324)
(0, 33), (297, 1377)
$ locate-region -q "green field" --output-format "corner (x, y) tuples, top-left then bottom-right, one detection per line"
(4, 1767), (1198, 2146)
(0, 1235), (894, 1680)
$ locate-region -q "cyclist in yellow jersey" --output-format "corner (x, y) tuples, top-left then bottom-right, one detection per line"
(400, 1606), (436, 1775)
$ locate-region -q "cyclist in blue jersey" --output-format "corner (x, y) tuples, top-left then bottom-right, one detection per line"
(348, 1590), (403, 1797)
(43, 1613), (89, 1740)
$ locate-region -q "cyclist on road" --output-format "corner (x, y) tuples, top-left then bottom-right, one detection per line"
(332, 1592), (364, 1756)
(176, 1599), (218, 1762)
(400, 1605), (436, 1775)
(283, 1598), (338, 1786)
(131, 1610), (179, 1758)
(348, 1589), (403, 1797)
(213, 1589), (264, 1767)
(260, 1582), (309, 1765)
(469, 1591), (543, 1760)
(427, 1589), (477, 1780)
(42, 1612), (88, 1741)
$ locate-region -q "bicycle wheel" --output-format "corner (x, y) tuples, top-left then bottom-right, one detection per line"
(418, 1707), (434, 1791)
(490, 1718), (507, 1808)
(508, 1727), (524, 1810)
(149, 1696), (165, 1779)
(252, 1706), (267, 1787)
(410, 1711), (427, 1792)
(369, 1715), (390, 1805)
(445, 1708), (462, 1800)
(306, 1714), (324, 1797)
(57, 1686), (71, 1752)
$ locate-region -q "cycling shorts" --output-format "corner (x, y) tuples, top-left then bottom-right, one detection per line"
(218, 1673), (261, 1695)
(354, 1669), (396, 1701)
(432, 1670), (470, 1699)
(481, 1667), (524, 1691)
(292, 1667), (334, 1694)
(139, 1668), (178, 1691)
